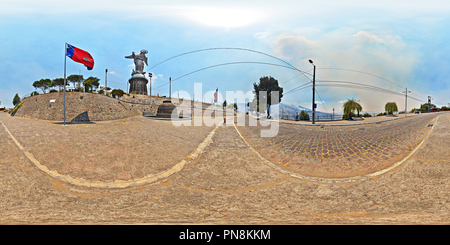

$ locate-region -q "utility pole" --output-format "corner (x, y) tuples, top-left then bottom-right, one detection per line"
(149, 73), (152, 104)
(105, 69), (107, 95)
(428, 96), (432, 113)
(403, 87), (411, 117)
(333, 108), (335, 121)
(169, 77), (171, 99)
(309, 59), (316, 124)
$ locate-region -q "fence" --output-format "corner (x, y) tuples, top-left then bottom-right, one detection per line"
(280, 114), (344, 121)
(278, 111), (397, 122)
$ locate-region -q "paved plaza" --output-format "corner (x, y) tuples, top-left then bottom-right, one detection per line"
(0, 112), (449, 224)
(237, 113), (439, 179)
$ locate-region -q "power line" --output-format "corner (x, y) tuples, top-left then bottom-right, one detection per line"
(315, 89), (328, 113)
(152, 61), (311, 90)
(315, 84), (426, 102)
(149, 47), (313, 85)
(317, 68), (405, 89)
(283, 80), (427, 103)
(284, 81), (313, 95)
(149, 47), (300, 72)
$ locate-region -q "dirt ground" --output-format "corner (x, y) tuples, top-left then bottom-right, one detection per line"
(0, 112), (449, 225)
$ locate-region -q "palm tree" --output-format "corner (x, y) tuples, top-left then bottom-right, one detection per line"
(343, 98), (363, 117)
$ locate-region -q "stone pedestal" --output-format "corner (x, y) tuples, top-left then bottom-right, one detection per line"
(128, 74), (148, 95)
(156, 100), (177, 118)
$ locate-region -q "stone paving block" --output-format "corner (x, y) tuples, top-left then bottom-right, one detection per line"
(237, 113), (439, 178)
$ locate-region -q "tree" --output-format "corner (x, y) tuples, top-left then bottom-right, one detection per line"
(84, 76), (100, 92)
(223, 100), (227, 109)
(32, 78), (52, 94)
(253, 76), (283, 118)
(111, 89), (125, 98)
(67, 74), (84, 90)
(228, 103), (238, 111)
(420, 103), (435, 113)
(385, 102), (398, 115)
(13, 93), (20, 106)
(52, 78), (65, 92)
(343, 98), (362, 117)
(299, 110), (310, 121)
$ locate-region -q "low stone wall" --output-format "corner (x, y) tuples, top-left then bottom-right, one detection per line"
(14, 92), (233, 122)
(14, 92), (157, 121)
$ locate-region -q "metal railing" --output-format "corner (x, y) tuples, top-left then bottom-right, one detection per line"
(280, 114), (344, 121)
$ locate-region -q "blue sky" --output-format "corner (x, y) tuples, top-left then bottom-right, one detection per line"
(1, 0), (449, 114)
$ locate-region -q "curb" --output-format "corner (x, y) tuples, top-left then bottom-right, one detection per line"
(0, 120), (220, 189)
(258, 114), (413, 127)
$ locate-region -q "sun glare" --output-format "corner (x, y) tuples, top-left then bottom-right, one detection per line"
(186, 7), (261, 28)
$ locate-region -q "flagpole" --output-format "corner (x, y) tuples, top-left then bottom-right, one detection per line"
(64, 42), (67, 126)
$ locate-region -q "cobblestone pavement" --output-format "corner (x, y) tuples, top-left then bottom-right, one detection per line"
(0, 112), (449, 224)
(236, 113), (439, 178)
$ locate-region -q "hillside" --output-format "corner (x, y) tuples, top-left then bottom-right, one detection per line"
(14, 92), (157, 122)
(13, 92), (224, 122)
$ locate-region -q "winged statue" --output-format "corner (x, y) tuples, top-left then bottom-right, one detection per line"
(125, 49), (148, 76)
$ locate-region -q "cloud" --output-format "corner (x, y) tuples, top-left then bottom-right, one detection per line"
(353, 31), (385, 44)
(254, 32), (270, 40)
(274, 35), (314, 60)
(270, 29), (421, 112)
(183, 7), (262, 28)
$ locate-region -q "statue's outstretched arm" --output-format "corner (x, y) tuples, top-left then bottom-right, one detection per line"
(124, 52), (135, 59)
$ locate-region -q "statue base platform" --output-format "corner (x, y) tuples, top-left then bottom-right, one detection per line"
(128, 74), (148, 95)
(156, 100), (178, 118)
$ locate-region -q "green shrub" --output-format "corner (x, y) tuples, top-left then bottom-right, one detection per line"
(11, 101), (24, 115)
(299, 111), (310, 120)
(49, 89), (58, 93)
(112, 89), (125, 97)
(362, 112), (372, 117)
(98, 90), (104, 94)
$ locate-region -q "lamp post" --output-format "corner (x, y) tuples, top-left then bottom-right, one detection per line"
(309, 59), (316, 124)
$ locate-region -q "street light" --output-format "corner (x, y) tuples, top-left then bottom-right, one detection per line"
(309, 59), (316, 124)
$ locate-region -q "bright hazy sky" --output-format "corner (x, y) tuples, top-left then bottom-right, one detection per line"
(1, 0), (449, 113)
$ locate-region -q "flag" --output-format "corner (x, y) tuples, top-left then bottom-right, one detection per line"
(214, 88), (218, 103)
(66, 44), (94, 70)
